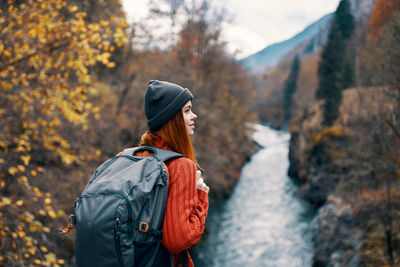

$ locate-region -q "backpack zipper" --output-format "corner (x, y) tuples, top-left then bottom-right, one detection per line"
(114, 217), (125, 267)
(146, 194), (151, 214)
(137, 194), (151, 222)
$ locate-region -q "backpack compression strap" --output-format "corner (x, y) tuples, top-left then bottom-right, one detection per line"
(121, 146), (184, 162)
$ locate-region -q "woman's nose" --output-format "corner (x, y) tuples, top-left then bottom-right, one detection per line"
(192, 112), (198, 120)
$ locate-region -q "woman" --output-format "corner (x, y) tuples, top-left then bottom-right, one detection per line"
(136, 80), (209, 267)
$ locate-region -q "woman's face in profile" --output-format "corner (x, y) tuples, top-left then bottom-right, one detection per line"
(182, 100), (197, 136)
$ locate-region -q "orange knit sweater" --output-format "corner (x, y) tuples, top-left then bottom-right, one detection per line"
(136, 138), (209, 267)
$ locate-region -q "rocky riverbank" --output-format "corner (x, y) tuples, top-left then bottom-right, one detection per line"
(288, 87), (400, 266)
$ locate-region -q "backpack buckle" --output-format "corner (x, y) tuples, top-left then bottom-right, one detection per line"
(139, 222), (149, 233)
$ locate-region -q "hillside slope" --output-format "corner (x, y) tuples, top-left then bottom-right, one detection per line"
(239, 14), (332, 75)
(289, 87), (400, 265)
(240, 0), (376, 75)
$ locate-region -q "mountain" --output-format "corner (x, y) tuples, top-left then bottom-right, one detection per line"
(239, 0), (377, 75)
(239, 14), (333, 75)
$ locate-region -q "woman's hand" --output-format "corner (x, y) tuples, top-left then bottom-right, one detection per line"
(196, 170), (209, 194)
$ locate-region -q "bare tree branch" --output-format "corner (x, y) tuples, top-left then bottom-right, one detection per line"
(386, 118), (400, 139)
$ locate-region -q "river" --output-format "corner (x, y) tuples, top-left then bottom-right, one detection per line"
(192, 124), (315, 267)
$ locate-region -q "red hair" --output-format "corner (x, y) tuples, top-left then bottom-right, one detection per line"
(139, 110), (200, 168)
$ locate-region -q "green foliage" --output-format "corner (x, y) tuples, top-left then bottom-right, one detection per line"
(340, 60), (355, 90)
(283, 55), (301, 122)
(316, 0), (355, 126)
(317, 24), (344, 125)
(335, 0), (355, 39)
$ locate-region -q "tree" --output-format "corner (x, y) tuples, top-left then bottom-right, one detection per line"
(372, 13), (400, 266)
(0, 0), (128, 265)
(316, 0), (355, 126)
(283, 55), (301, 122)
(369, 0), (400, 39)
(377, 13), (400, 91)
(335, 0), (355, 39)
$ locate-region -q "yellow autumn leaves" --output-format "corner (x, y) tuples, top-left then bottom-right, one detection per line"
(1, 0), (128, 165)
(0, 0), (129, 265)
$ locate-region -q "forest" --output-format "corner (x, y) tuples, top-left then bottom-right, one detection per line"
(0, 0), (399, 266)
(284, 0), (400, 265)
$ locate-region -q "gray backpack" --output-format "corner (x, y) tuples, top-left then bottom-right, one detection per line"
(72, 146), (183, 267)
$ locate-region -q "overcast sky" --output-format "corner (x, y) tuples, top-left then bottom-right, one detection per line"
(122, 0), (341, 59)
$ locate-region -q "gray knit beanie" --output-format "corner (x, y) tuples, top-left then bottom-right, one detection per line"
(145, 80), (193, 132)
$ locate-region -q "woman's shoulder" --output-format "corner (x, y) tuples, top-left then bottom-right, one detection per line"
(167, 156), (195, 167)
(165, 156), (196, 173)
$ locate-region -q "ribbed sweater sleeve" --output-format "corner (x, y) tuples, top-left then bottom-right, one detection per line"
(162, 157), (209, 255)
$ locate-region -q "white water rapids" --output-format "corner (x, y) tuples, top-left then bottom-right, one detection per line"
(192, 124), (315, 267)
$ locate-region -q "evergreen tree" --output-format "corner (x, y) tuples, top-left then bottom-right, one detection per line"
(316, 0), (355, 126)
(283, 55), (301, 122)
(335, 0), (355, 39)
(340, 60), (355, 90)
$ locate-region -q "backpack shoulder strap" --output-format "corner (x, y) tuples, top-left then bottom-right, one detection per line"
(153, 147), (184, 162)
(121, 146), (184, 162)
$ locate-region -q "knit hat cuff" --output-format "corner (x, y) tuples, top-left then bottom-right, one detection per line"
(147, 88), (193, 131)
